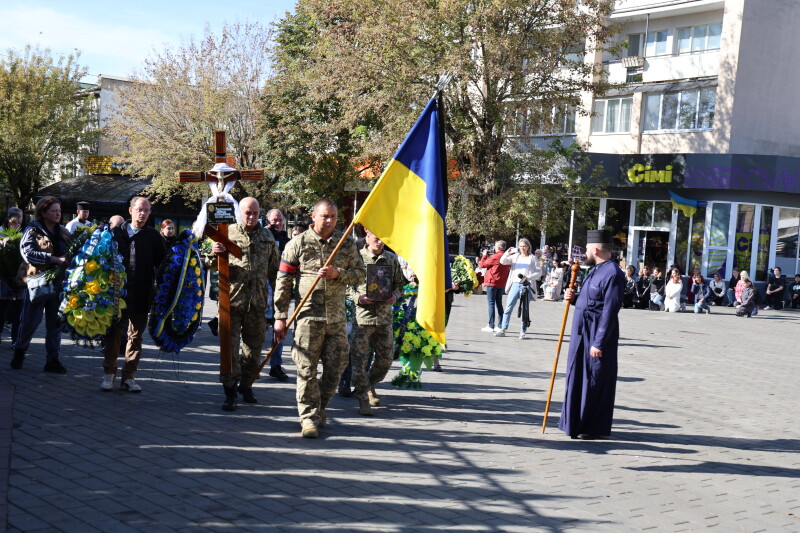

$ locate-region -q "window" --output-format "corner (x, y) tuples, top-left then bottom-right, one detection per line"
(643, 87), (716, 131)
(776, 208), (799, 275)
(755, 207), (773, 282)
(676, 24), (722, 54)
(628, 31), (668, 57)
(505, 105), (576, 136)
(707, 203), (731, 277)
(592, 97), (632, 133)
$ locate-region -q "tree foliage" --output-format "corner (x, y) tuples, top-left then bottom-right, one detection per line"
(281, 0), (618, 235)
(107, 21), (275, 204)
(259, 9), (381, 210)
(0, 46), (98, 209)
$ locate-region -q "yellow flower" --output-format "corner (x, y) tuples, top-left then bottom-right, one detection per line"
(195, 302), (202, 310)
(191, 312), (199, 322)
(84, 260), (100, 273)
(411, 336), (421, 348)
(194, 267), (201, 276)
(421, 345), (432, 356)
(68, 295), (80, 309)
(190, 258), (197, 266)
(369, 283), (378, 290)
(401, 342), (412, 353)
(85, 281), (101, 295)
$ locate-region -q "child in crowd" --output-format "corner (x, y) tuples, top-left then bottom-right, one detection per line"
(649, 266), (665, 311)
(664, 269), (683, 312)
(735, 279), (757, 317)
(691, 274), (712, 314)
(708, 272), (726, 306)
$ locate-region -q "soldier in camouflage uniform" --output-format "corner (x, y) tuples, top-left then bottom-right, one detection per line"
(348, 229), (405, 416)
(273, 199), (365, 438)
(209, 197), (279, 411)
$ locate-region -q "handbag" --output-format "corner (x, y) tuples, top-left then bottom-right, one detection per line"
(26, 272), (56, 303)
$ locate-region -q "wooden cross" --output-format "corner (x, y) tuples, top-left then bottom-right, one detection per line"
(177, 130), (263, 374)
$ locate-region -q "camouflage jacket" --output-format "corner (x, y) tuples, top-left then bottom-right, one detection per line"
(206, 224), (279, 311)
(274, 227), (364, 323)
(348, 247), (404, 326)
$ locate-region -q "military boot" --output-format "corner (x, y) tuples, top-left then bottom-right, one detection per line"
(222, 385), (238, 411)
(238, 383), (258, 403)
(368, 386), (381, 407)
(10, 348), (25, 370)
(357, 394), (374, 416)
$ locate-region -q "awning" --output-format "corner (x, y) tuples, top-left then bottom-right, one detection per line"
(35, 174), (151, 214)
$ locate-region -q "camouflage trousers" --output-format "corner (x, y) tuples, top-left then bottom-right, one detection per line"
(351, 323), (394, 395)
(292, 319), (349, 424)
(220, 304), (267, 388)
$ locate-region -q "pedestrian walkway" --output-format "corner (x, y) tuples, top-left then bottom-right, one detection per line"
(1, 296), (798, 532)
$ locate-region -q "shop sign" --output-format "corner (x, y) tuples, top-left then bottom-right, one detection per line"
(618, 154), (685, 187)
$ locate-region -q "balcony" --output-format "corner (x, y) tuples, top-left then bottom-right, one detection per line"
(605, 50), (719, 86)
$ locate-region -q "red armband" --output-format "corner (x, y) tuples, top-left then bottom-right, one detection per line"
(279, 261), (298, 274)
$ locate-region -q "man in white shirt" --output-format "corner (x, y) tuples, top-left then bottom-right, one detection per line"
(65, 201), (91, 234)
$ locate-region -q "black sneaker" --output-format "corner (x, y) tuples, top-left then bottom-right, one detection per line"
(208, 317), (219, 337)
(268, 366), (289, 382)
(43, 359), (67, 374)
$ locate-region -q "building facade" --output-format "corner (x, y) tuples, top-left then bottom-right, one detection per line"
(518, 0), (800, 282)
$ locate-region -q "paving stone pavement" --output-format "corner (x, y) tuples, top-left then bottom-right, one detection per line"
(0, 294), (798, 532)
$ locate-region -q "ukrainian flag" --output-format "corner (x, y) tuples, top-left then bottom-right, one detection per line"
(669, 190), (707, 218)
(353, 97), (452, 345)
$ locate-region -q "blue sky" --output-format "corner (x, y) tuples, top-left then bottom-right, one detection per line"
(0, 0), (297, 81)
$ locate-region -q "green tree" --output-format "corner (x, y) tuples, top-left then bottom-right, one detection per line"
(281, 0), (618, 234)
(0, 46), (98, 209)
(259, 9), (381, 210)
(107, 21), (275, 204)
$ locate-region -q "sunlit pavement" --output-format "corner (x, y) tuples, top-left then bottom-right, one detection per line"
(1, 294), (798, 532)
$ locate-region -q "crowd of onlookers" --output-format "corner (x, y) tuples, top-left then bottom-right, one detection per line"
(622, 264), (799, 318)
(473, 238), (800, 335)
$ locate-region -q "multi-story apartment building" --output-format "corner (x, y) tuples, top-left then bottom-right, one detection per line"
(521, 0), (800, 283)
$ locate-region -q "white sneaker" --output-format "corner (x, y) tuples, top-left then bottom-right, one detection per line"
(100, 374), (115, 392)
(493, 327), (502, 333)
(519, 332), (527, 339)
(763, 306), (772, 310)
(480, 326), (494, 333)
(494, 330), (505, 337)
(120, 379), (142, 393)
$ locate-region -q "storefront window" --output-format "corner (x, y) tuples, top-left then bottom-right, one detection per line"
(776, 208), (800, 275)
(735, 204), (755, 273)
(606, 199), (632, 267)
(707, 203), (731, 277)
(689, 206), (705, 273)
(653, 202), (672, 228)
(755, 207), (772, 281)
(675, 209), (690, 272)
(634, 201), (654, 226)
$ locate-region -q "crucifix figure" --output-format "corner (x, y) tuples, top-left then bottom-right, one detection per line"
(177, 130), (263, 374)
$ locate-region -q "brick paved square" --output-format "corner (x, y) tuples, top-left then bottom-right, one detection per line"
(1, 296), (799, 532)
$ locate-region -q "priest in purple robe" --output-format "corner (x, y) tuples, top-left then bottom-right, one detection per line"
(558, 229), (625, 440)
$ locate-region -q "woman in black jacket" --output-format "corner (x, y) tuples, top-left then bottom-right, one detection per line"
(12, 197), (70, 372)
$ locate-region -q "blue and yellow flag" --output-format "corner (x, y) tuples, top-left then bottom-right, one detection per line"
(353, 97), (452, 345)
(669, 190), (707, 218)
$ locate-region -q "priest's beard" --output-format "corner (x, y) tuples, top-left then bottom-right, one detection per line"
(583, 253), (597, 267)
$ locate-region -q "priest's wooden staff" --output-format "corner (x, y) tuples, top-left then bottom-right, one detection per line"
(248, 219), (357, 388)
(541, 260), (580, 433)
